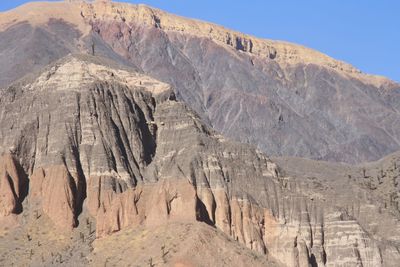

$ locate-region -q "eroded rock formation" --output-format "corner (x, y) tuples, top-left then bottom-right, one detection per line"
(0, 55), (399, 266)
(0, 154), (28, 217)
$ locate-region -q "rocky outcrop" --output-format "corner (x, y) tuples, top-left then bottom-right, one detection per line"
(92, 178), (198, 237)
(30, 166), (82, 229)
(0, 55), (169, 229)
(274, 155), (400, 267)
(0, 154), (28, 217)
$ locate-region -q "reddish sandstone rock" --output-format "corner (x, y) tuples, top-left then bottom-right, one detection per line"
(86, 175), (129, 218)
(0, 154), (27, 217)
(30, 165), (80, 229)
(212, 188), (231, 235)
(93, 178), (198, 237)
(144, 179), (198, 225)
(0, 173), (19, 216)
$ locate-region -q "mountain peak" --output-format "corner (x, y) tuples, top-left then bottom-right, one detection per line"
(26, 54), (171, 95)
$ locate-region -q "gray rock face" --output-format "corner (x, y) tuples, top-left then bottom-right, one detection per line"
(0, 21), (73, 87)
(92, 22), (400, 164)
(1, 1), (399, 163)
(0, 55), (399, 266)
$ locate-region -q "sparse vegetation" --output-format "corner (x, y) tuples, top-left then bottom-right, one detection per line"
(161, 244), (169, 263)
(80, 232), (85, 242)
(147, 257), (154, 267)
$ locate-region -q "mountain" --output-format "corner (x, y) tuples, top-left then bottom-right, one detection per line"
(1, 0), (399, 164)
(0, 1), (399, 267)
(0, 54), (399, 266)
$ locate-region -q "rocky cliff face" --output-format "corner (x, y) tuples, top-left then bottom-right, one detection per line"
(274, 154), (400, 267)
(0, 55), (399, 266)
(1, 0), (399, 163)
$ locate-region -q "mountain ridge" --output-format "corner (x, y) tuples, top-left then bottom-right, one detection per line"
(1, 0), (399, 164)
(0, 0), (396, 89)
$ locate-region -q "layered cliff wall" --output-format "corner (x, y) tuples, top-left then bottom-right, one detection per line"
(0, 55), (399, 266)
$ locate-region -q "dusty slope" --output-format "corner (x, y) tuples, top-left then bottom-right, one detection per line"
(89, 222), (278, 267)
(0, 54), (399, 266)
(0, 0), (399, 163)
(0, 214), (278, 267)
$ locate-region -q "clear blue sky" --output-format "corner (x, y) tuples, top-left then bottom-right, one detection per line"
(1, 1), (399, 82)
